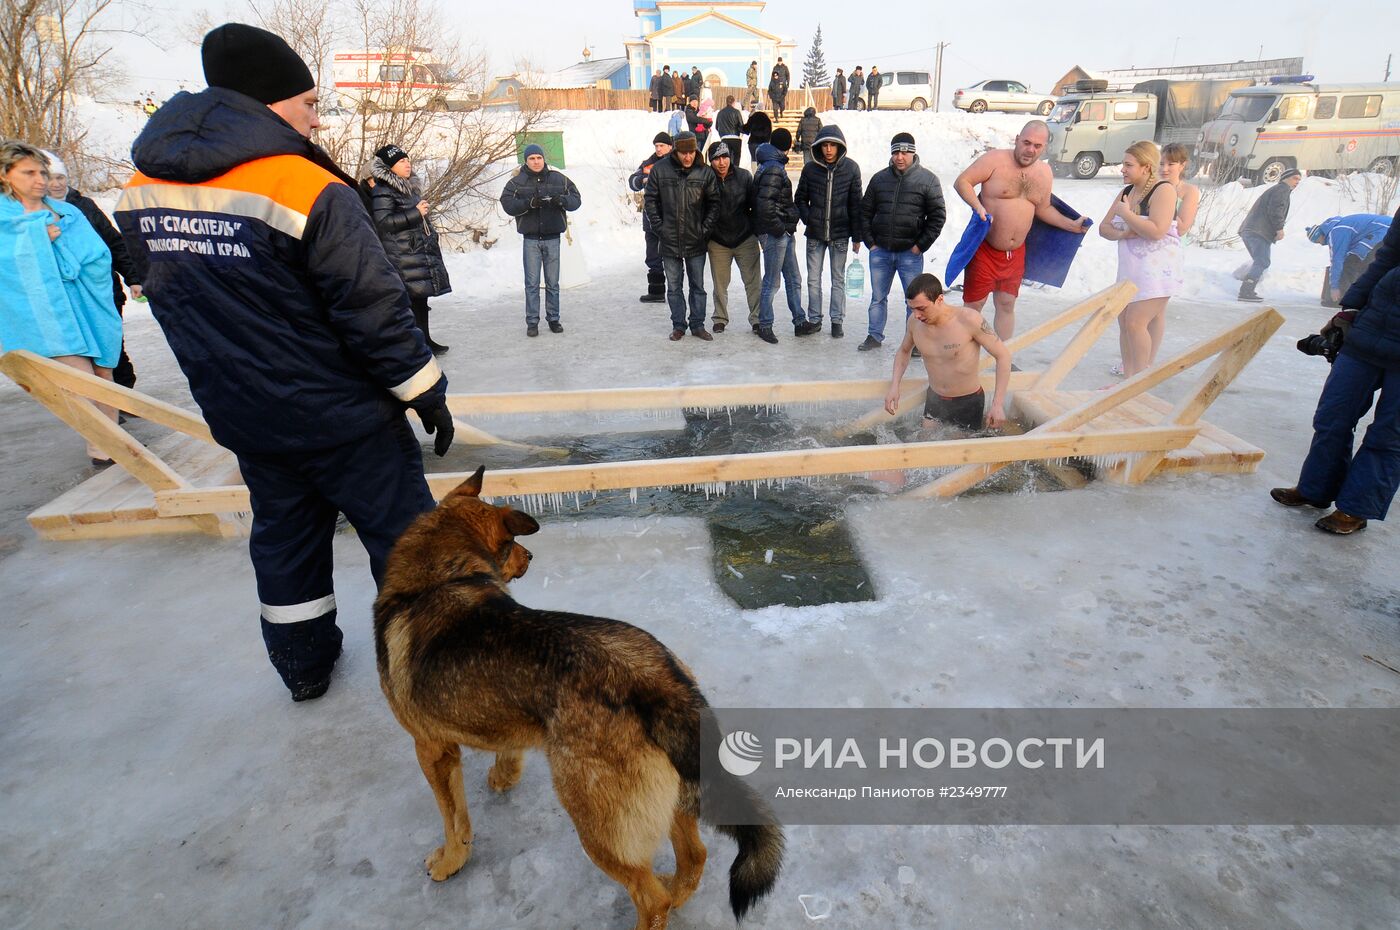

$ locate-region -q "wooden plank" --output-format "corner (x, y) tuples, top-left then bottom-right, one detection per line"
(912, 309), (1283, 498)
(1131, 392), (1264, 457)
(1, 350), (215, 443)
(154, 426), (1200, 516)
(1030, 282), (1135, 390)
(978, 281), (1136, 372)
(31, 515), (217, 542)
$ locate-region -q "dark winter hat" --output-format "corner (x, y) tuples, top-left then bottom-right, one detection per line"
(771, 127), (792, 152)
(1278, 168), (1302, 182)
(707, 140), (731, 159)
(890, 132), (917, 154)
(202, 23), (314, 105)
(374, 144), (408, 169)
(673, 131), (698, 154)
(522, 143), (546, 161)
(652, 131), (673, 145)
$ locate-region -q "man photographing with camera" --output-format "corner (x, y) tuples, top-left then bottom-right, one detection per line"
(1271, 204), (1400, 535)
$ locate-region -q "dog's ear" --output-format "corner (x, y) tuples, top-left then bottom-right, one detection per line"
(447, 465), (486, 500)
(504, 509), (540, 537)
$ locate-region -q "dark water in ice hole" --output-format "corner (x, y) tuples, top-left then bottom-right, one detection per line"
(437, 407), (1092, 610)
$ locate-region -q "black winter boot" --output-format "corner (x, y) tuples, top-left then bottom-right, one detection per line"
(640, 271), (666, 303)
(1237, 278), (1264, 303)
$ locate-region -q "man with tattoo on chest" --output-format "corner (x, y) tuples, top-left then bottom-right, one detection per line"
(884, 273), (1011, 432)
(953, 121), (1090, 340)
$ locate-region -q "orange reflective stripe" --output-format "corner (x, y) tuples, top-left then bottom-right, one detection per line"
(125, 154), (342, 219)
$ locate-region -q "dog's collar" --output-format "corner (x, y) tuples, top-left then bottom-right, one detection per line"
(438, 571), (504, 588)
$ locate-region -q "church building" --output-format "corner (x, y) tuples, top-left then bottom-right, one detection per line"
(625, 1), (796, 93)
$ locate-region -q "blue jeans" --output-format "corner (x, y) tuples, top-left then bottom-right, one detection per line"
(523, 236), (561, 325)
(758, 233), (804, 327)
(805, 237), (850, 324)
(1297, 352), (1400, 520)
(866, 246), (925, 342)
(1241, 232), (1273, 282)
(663, 253), (708, 331)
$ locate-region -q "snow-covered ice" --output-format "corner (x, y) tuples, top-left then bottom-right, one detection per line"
(2, 105), (1398, 929)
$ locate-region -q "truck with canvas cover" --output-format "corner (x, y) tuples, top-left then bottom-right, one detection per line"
(1196, 82), (1400, 183)
(1044, 78), (1249, 179)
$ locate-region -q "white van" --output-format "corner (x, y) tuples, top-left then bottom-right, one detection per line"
(332, 47), (480, 113)
(863, 70), (935, 111)
(1197, 82), (1400, 182)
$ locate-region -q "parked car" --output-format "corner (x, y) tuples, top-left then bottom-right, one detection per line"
(859, 70), (935, 111)
(952, 80), (1055, 115)
(1044, 78), (1249, 179)
(1197, 81), (1400, 183)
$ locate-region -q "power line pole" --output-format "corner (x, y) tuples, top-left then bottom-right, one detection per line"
(933, 41), (950, 112)
(1386, 54), (1392, 82)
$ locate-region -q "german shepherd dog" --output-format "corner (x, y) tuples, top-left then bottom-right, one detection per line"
(373, 467), (783, 929)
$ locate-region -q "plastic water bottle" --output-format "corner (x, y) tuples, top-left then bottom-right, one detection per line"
(845, 255), (865, 300)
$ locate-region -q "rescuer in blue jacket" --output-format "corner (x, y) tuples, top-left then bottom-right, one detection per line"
(116, 24), (454, 702)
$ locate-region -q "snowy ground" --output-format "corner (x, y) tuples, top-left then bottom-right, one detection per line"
(4, 107), (1400, 928)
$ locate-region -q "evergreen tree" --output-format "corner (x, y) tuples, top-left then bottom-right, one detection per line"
(801, 25), (829, 89)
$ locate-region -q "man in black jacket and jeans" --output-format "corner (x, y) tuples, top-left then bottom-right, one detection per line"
(628, 132), (673, 303)
(705, 140), (762, 333)
(500, 144), (583, 336)
(795, 125), (862, 338)
(644, 131), (720, 340)
(1238, 168), (1301, 301)
(858, 131), (947, 350)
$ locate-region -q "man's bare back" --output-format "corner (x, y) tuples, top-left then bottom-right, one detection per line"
(964, 149), (1052, 250)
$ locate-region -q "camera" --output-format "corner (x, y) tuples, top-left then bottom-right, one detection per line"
(1296, 328), (1344, 363)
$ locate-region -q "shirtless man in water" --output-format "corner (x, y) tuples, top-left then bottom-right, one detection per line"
(884, 273), (1011, 431)
(953, 120), (1090, 340)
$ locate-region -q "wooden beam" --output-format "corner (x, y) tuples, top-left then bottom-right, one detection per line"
(446, 378), (914, 416)
(153, 426), (1198, 516)
(1030, 281), (1135, 391)
(1, 350), (215, 443)
(1119, 309), (1282, 483)
(907, 308), (1284, 498)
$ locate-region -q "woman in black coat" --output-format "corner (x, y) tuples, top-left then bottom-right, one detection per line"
(370, 143), (452, 355)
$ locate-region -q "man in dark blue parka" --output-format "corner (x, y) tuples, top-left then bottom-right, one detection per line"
(116, 24), (454, 701)
(1273, 204), (1400, 535)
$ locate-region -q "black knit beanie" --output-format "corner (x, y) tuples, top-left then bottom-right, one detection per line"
(652, 132), (673, 145)
(375, 144), (409, 169)
(771, 127), (792, 151)
(890, 132), (917, 154)
(202, 23), (314, 105)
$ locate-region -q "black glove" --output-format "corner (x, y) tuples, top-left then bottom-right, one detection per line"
(529, 196), (540, 209)
(538, 195), (556, 207)
(415, 401), (455, 457)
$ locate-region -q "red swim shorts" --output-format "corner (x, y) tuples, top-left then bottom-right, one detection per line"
(962, 240), (1026, 303)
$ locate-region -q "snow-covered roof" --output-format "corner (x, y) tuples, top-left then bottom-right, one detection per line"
(530, 57), (629, 89)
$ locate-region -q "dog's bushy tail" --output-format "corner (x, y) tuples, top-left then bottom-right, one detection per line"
(644, 660), (784, 922)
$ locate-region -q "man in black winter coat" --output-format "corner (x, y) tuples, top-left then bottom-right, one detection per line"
(629, 132), (673, 303)
(796, 107), (822, 165)
(832, 68), (846, 109)
(1238, 168), (1302, 301)
(705, 140), (762, 334)
(658, 67), (675, 109)
(115, 23), (454, 703)
(643, 131), (720, 340)
(751, 141), (806, 342)
(857, 131), (946, 350)
(648, 69), (663, 113)
(1272, 204), (1400, 535)
(714, 95), (744, 167)
(795, 125), (862, 338)
(500, 143), (583, 336)
(866, 67), (882, 110)
(848, 67), (864, 110)
(743, 109), (772, 165)
(46, 153), (142, 388)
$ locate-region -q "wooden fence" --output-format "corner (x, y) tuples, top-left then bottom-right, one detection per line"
(492, 85), (836, 114)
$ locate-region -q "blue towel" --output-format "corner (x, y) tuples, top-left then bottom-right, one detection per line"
(0, 196), (121, 367)
(1022, 195), (1092, 288)
(943, 212), (992, 285)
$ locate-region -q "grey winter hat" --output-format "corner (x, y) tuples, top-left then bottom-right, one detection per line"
(1278, 168), (1302, 182)
(890, 132), (917, 154)
(202, 23), (314, 105)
